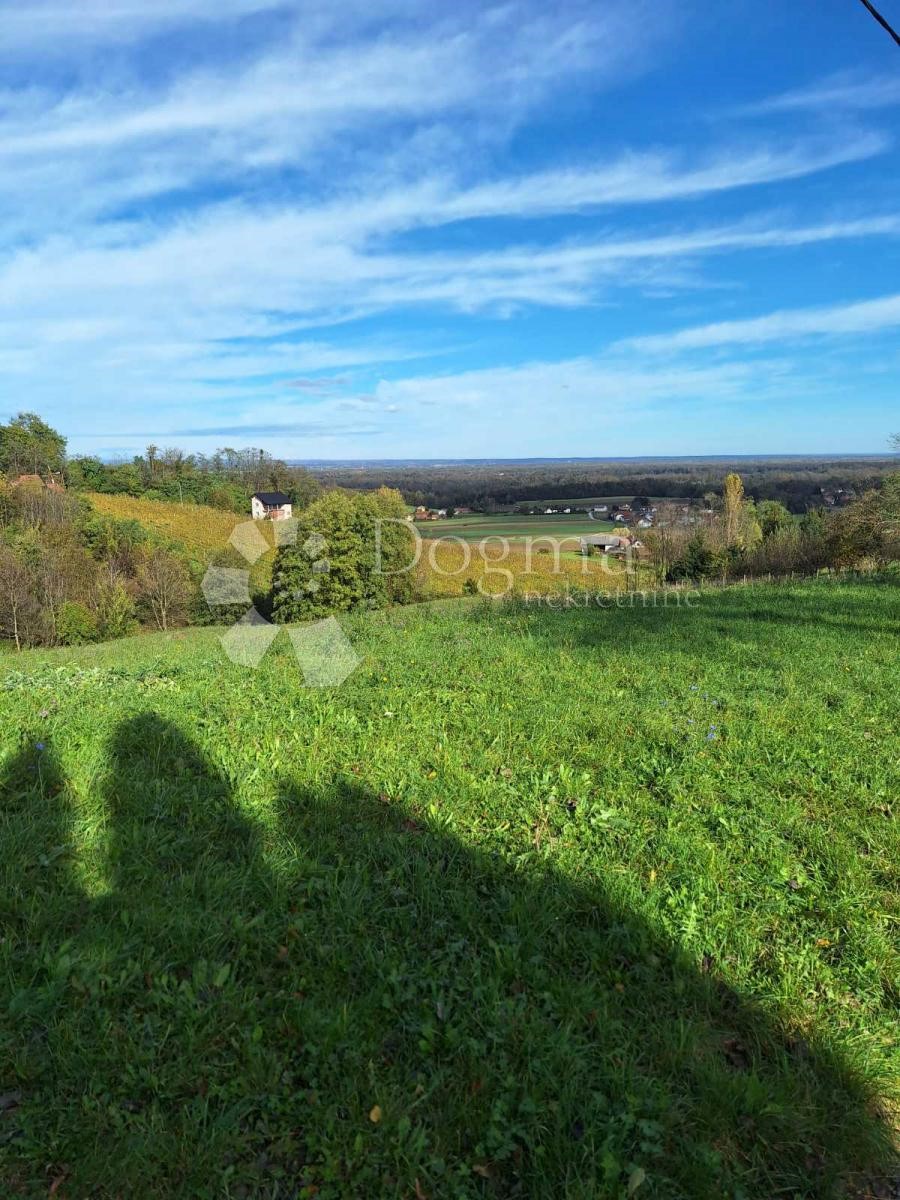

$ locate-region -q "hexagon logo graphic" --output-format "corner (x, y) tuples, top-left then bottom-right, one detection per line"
(202, 519), (360, 685)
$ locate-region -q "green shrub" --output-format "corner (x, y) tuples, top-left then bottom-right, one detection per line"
(95, 581), (137, 639)
(56, 601), (99, 645)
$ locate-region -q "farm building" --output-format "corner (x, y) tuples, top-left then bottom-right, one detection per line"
(580, 533), (627, 555)
(251, 491), (293, 520)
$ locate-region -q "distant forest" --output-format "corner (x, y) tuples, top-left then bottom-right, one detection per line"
(2, 412), (895, 515)
(309, 457), (898, 513)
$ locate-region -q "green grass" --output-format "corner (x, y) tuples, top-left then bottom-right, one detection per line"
(1, 580), (898, 1198)
(420, 513), (618, 543)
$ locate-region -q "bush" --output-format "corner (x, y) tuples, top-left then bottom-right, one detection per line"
(56, 601), (99, 645)
(95, 580), (138, 639)
(667, 532), (716, 582)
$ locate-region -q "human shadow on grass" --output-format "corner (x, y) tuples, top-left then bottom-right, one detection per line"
(1, 716), (895, 1198)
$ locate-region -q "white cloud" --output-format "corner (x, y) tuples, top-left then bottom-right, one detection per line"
(1, 1), (897, 456)
(744, 71), (900, 115)
(620, 293), (900, 353)
(432, 134), (889, 218)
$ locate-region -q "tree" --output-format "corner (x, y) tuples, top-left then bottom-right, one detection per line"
(138, 548), (193, 631)
(288, 469), (323, 512)
(273, 488), (415, 622)
(643, 503), (690, 584)
(833, 473), (900, 566)
(0, 544), (33, 651)
(722, 473), (745, 546)
(667, 532), (715, 582)
(0, 412), (66, 477)
(889, 432), (899, 452)
(757, 500), (793, 538)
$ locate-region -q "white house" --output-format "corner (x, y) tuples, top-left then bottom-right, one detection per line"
(251, 491), (293, 520)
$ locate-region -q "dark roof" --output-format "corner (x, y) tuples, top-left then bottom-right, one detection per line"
(253, 491), (291, 506)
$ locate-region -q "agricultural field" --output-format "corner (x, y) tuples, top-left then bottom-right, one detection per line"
(414, 536), (630, 598)
(1, 578), (897, 1198)
(419, 513), (618, 545)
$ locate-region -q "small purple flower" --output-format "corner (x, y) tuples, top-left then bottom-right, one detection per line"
(35, 742), (45, 752)
(706, 731), (717, 740)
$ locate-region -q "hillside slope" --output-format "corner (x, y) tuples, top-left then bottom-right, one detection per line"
(86, 491), (263, 561)
(1, 581), (898, 1197)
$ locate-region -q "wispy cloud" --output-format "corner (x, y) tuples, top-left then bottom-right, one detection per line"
(743, 71), (900, 115)
(0, 1), (897, 456)
(620, 293), (900, 353)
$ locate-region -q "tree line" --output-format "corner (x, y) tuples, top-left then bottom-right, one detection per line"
(643, 473), (900, 585)
(0, 412), (323, 514)
(310, 457), (897, 513)
(0, 483), (197, 650)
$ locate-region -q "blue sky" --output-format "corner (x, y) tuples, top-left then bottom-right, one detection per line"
(1, 0), (899, 459)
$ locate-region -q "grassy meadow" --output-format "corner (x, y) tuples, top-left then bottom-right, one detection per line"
(1, 579), (898, 1198)
(419, 512), (618, 545)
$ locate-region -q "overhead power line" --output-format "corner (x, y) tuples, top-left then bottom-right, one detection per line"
(857, 0), (900, 47)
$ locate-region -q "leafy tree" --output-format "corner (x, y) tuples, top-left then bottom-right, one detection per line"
(757, 500), (793, 538)
(288, 469), (323, 511)
(722, 473), (745, 546)
(800, 508), (827, 539)
(829, 472), (900, 567)
(0, 412), (66, 477)
(95, 579), (138, 639)
(667, 532), (715, 582)
(273, 488), (415, 622)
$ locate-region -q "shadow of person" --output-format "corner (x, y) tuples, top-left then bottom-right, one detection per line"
(0, 716), (893, 1198)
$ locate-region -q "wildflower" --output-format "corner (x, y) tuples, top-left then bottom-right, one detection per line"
(706, 731), (717, 740)
(36, 742), (45, 752)
(39, 709), (50, 719)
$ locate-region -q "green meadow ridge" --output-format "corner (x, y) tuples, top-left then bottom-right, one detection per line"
(1, 580), (898, 1198)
